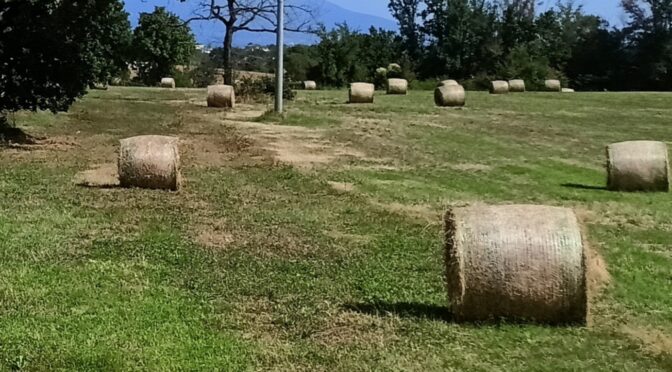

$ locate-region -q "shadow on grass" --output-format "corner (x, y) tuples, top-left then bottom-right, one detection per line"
(0, 125), (41, 146)
(344, 302), (453, 322)
(561, 183), (607, 191)
(75, 182), (121, 190)
(345, 302), (586, 327)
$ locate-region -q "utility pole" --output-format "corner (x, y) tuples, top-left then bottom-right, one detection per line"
(275, 0), (284, 114)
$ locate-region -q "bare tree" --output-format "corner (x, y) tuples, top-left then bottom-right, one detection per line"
(181, 0), (314, 84)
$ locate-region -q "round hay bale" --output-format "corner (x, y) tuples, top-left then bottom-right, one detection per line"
(508, 79), (526, 93)
(607, 141), (670, 192)
(434, 84), (465, 107)
(545, 79), (562, 92)
(118, 135), (181, 191)
(489, 80), (509, 94)
(439, 79), (459, 87)
(349, 83), (375, 104)
(445, 204), (587, 324)
(207, 85), (235, 108)
(562, 88), (575, 93)
(303, 81), (317, 90)
(387, 78), (408, 95)
(160, 78), (176, 89)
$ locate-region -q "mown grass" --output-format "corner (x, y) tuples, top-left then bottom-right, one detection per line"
(0, 87), (670, 370)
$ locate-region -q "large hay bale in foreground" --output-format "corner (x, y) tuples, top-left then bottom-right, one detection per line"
(349, 83), (375, 104)
(387, 78), (408, 95)
(445, 204), (587, 323)
(509, 79), (526, 93)
(607, 141), (670, 192)
(439, 79), (459, 87)
(160, 78), (176, 89)
(118, 135), (181, 191)
(303, 81), (317, 90)
(207, 85), (235, 108)
(434, 85), (465, 107)
(489, 80), (509, 94)
(545, 79), (562, 92)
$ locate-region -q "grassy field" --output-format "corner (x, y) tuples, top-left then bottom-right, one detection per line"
(1, 87), (671, 370)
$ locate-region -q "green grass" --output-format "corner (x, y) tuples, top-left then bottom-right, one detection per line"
(1, 87), (671, 370)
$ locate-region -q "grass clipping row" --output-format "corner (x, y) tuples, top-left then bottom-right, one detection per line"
(118, 135), (181, 191)
(444, 204), (587, 324)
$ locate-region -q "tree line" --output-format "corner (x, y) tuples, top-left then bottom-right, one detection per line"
(285, 0), (672, 91)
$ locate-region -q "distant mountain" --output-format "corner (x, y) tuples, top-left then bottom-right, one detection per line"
(127, 1), (398, 47)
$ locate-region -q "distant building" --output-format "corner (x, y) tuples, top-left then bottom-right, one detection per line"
(195, 44), (213, 54)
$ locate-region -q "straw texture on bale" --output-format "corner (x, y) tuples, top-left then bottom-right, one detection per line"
(439, 79), (459, 87)
(509, 79), (526, 92)
(207, 85), (235, 108)
(562, 88), (575, 93)
(434, 85), (465, 107)
(387, 78), (408, 95)
(118, 135), (181, 191)
(489, 80), (509, 94)
(160, 78), (176, 89)
(607, 141), (670, 192)
(303, 81), (317, 90)
(349, 83), (375, 104)
(444, 204), (587, 324)
(544, 79), (562, 92)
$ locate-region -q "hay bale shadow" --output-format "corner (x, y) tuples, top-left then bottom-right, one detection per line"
(562, 183), (607, 191)
(344, 302), (453, 322)
(345, 301), (584, 326)
(0, 126), (41, 146)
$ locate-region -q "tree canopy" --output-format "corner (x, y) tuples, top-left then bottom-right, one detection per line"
(132, 7), (197, 86)
(0, 0), (132, 119)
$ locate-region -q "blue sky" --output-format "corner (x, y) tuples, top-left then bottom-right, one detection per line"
(331, 0), (625, 25)
(125, 0), (626, 28)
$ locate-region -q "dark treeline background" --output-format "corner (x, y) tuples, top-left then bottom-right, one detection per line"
(269, 0), (672, 91)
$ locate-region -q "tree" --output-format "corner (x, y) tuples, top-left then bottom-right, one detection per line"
(0, 0), (132, 128)
(132, 7), (196, 86)
(88, 1), (133, 86)
(621, 0), (672, 89)
(181, 0), (314, 85)
(388, 0), (423, 61)
(420, 0), (500, 78)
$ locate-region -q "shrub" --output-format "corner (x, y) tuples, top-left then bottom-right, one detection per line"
(374, 67), (388, 89)
(234, 76), (295, 104)
(387, 63), (403, 78)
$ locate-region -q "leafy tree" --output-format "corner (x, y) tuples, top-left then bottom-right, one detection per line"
(498, 45), (551, 89)
(388, 0), (423, 61)
(132, 7), (196, 86)
(0, 0), (132, 127)
(621, 0), (672, 89)
(286, 45), (320, 82)
(420, 0), (500, 78)
(89, 1), (133, 86)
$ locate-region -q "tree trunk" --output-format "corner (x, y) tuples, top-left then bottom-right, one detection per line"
(223, 26), (234, 85)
